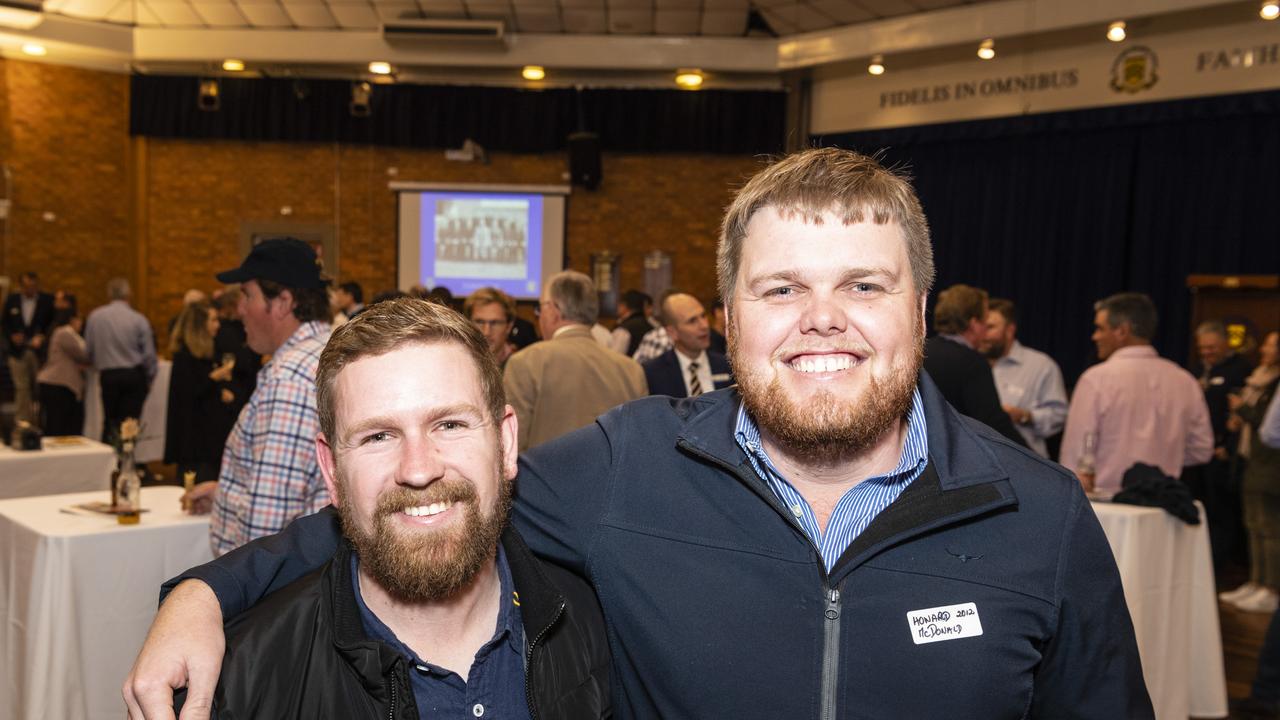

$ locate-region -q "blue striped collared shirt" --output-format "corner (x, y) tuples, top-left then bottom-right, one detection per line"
(734, 388), (929, 572)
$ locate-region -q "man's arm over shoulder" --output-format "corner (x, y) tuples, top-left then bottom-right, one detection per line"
(161, 506), (343, 617)
(1030, 490), (1153, 718)
(513, 412), (621, 573)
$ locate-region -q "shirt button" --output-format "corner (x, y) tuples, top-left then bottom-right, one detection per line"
(791, 504), (804, 518)
(472, 704), (485, 717)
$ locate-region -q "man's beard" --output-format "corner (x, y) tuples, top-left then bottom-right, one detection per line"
(336, 459), (512, 604)
(730, 317), (923, 465)
(982, 337), (1007, 360)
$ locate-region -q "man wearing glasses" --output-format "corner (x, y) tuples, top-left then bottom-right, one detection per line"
(464, 287), (518, 367)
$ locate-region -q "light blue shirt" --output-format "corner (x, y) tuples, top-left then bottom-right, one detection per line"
(1261, 389), (1280, 449)
(734, 388), (929, 572)
(991, 340), (1068, 459)
(84, 300), (157, 379)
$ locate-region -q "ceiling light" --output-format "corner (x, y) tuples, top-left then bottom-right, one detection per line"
(977, 38), (995, 60)
(1107, 20), (1126, 42)
(868, 54), (885, 75)
(522, 65), (545, 81)
(21, 42), (45, 56)
(0, 0), (43, 30)
(1263, 2), (1279, 20)
(368, 61), (392, 75)
(674, 69), (703, 89)
(222, 59), (244, 72)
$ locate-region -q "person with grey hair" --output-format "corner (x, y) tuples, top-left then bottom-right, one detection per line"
(1190, 318), (1254, 578)
(503, 270), (646, 451)
(1061, 292), (1213, 495)
(84, 277), (158, 441)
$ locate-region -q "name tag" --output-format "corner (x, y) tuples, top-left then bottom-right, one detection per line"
(710, 373), (731, 383)
(907, 602), (983, 645)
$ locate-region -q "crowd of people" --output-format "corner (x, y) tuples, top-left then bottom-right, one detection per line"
(5, 148), (1278, 719)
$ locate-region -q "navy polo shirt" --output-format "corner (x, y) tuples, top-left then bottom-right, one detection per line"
(351, 545), (532, 720)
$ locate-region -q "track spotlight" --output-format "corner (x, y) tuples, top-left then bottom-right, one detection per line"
(350, 81), (372, 117)
(197, 78), (219, 111)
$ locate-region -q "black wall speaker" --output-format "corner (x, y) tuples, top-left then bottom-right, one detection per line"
(568, 132), (602, 190)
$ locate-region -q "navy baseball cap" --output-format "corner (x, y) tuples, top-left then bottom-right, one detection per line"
(216, 237), (326, 289)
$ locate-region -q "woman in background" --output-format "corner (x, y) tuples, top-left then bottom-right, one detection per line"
(164, 301), (234, 482)
(36, 296), (88, 435)
(1223, 331), (1280, 613)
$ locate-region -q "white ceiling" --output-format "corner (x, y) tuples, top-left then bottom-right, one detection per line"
(40, 0), (1001, 37)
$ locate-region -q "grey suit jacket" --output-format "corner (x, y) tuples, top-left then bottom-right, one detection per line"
(503, 325), (648, 451)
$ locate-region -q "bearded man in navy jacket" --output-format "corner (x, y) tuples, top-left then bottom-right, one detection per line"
(125, 148), (1151, 720)
(642, 291), (733, 398)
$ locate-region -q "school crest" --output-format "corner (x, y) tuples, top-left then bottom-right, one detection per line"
(1111, 46), (1159, 94)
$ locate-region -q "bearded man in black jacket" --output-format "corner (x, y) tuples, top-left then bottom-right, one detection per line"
(200, 298), (610, 719)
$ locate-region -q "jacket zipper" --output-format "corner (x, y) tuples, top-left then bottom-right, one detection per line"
(678, 440), (845, 720)
(820, 586), (842, 720)
(387, 668), (398, 720)
(523, 598), (566, 720)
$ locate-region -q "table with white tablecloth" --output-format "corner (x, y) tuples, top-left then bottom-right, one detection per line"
(82, 359), (171, 463)
(0, 486), (212, 720)
(1093, 501), (1228, 720)
(0, 437), (115, 500)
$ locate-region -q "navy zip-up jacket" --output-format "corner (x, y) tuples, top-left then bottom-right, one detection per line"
(173, 372), (1152, 719)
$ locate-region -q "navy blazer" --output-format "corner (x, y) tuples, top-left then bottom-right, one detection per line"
(642, 348), (733, 398)
(3, 291), (55, 358)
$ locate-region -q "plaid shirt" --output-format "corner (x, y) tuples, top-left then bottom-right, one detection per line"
(211, 321), (331, 556)
(631, 326), (672, 364)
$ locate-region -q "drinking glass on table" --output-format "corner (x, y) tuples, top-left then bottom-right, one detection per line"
(1077, 432), (1098, 493)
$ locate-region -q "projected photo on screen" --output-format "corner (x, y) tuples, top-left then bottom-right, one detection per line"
(395, 183), (568, 301)
(420, 193), (544, 298)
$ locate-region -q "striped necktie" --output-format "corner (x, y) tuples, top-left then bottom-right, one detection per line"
(688, 361), (703, 397)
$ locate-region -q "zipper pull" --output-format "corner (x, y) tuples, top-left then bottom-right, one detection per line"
(825, 588), (841, 620)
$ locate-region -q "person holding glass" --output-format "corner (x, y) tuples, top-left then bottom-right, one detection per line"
(164, 301), (235, 482)
(1221, 331), (1280, 612)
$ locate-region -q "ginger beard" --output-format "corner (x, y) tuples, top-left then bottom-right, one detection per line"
(335, 451), (512, 603)
(730, 312), (923, 463)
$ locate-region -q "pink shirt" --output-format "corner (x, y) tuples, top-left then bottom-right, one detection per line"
(1061, 345), (1213, 494)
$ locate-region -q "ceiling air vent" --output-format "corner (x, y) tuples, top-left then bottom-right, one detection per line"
(382, 18), (505, 42)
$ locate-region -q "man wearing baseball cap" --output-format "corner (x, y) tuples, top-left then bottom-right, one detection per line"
(184, 238), (334, 556)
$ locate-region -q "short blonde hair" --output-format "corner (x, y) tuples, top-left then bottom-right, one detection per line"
(717, 147), (935, 304)
(315, 298), (504, 443)
(464, 287), (515, 322)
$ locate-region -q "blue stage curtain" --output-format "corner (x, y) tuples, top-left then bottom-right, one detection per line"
(817, 89), (1280, 386)
(129, 75), (786, 155)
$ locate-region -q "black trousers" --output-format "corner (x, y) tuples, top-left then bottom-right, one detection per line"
(99, 366), (149, 442)
(38, 383), (84, 436)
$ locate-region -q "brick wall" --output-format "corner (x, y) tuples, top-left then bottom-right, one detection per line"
(0, 59), (766, 337)
(0, 59), (131, 312)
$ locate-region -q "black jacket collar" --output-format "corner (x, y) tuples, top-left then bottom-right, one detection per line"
(322, 525), (566, 687)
